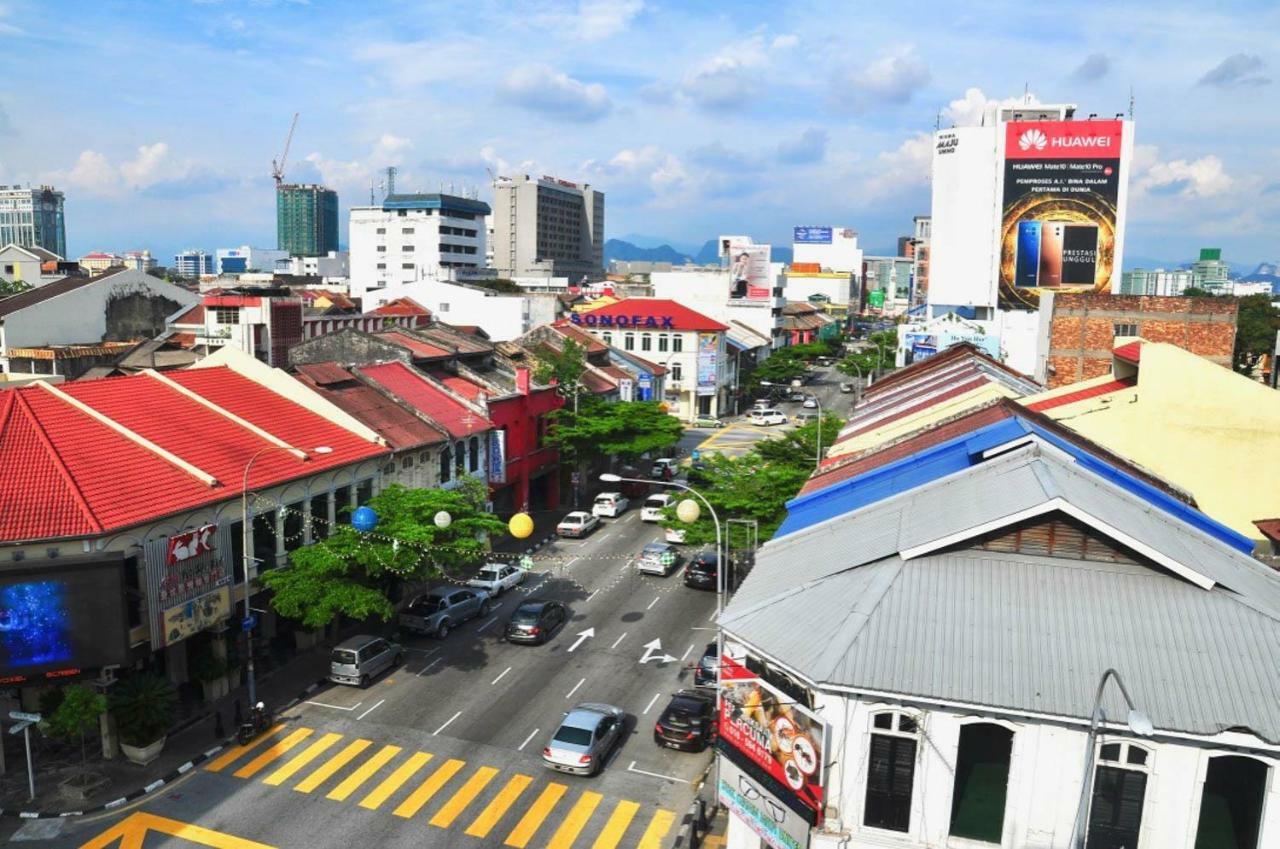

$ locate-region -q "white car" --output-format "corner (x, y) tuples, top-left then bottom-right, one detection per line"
(557, 511), (601, 538)
(650, 458), (678, 480)
(592, 492), (630, 518)
(802, 397), (818, 409)
(641, 493), (672, 522)
(467, 562), (526, 597)
(751, 410), (788, 426)
(664, 526), (687, 544)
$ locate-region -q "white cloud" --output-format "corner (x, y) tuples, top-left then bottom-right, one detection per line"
(66, 151), (119, 194)
(301, 135), (418, 195)
(119, 142), (172, 188)
(584, 145), (691, 201)
(941, 87), (1041, 127)
(574, 0), (643, 41)
(862, 132), (932, 198)
(1133, 145), (1233, 198)
(771, 33), (799, 50)
(0, 3), (24, 35)
(500, 65), (612, 122)
(58, 142), (190, 195)
(843, 45), (930, 106)
(776, 127), (828, 165)
(678, 35), (773, 110)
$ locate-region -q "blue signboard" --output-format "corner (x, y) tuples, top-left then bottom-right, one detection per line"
(637, 373), (653, 401)
(793, 226), (832, 244)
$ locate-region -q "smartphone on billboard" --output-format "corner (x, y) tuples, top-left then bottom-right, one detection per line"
(1015, 220), (1041, 288)
(1038, 222), (1065, 288)
(1061, 224), (1099, 288)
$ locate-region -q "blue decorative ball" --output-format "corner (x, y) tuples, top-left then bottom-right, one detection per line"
(351, 506), (379, 533)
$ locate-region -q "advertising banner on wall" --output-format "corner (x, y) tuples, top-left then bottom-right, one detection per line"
(637, 373), (653, 401)
(793, 227), (832, 245)
(696, 333), (718, 397)
(726, 241), (773, 300)
(145, 524), (234, 650)
(719, 654), (828, 821)
(998, 119), (1125, 310)
(718, 754), (811, 849)
(488, 429), (507, 484)
(0, 557), (130, 684)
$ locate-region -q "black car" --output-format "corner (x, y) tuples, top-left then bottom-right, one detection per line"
(684, 550), (734, 591)
(693, 642), (718, 688)
(653, 690), (717, 752)
(505, 599), (568, 645)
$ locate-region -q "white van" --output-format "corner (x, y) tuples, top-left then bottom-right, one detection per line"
(751, 409), (788, 426)
(642, 493), (671, 522)
(592, 492), (630, 518)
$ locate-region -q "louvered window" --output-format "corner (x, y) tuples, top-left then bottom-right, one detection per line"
(1086, 743), (1151, 849)
(865, 712), (918, 832)
(976, 514), (1137, 564)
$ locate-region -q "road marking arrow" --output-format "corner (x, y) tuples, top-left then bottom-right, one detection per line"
(80, 812), (276, 849)
(567, 628), (595, 653)
(639, 639), (676, 664)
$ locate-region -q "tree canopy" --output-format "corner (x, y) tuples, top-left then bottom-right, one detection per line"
(532, 337), (587, 390)
(546, 395), (683, 464)
(264, 482), (506, 629)
(837, 330), (897, 379)
(1233, 293), (1280, 376)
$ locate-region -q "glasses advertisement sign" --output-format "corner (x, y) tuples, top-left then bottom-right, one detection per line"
(999, 119), (1125, 310)
(718, 754), (811, 849)
(720, 654), (828, 821)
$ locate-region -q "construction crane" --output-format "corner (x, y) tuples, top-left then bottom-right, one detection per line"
(271, 112), (300, 187)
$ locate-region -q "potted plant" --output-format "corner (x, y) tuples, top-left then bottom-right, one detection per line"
(191, 647), (231, 701)
(110, 674), (175, 765)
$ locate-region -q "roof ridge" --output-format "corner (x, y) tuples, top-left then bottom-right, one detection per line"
(144, 369), (305, 460)
(822, 559), (905, 683)
(12, 390), (105, 535)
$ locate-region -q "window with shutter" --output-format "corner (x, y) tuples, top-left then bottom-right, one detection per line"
(1086, 765), (1147, 849)
(865, 733), (916, 832)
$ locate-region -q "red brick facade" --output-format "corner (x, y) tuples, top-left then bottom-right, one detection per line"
(1046, 293), (1236, 388)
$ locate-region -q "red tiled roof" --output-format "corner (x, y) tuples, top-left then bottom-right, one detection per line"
(574, 298), (729, 332)
(599, 365), (633, 382)
(1024, 377), (1136, 412)
(554, 323), (608, 354)
(378, 330), (452, 359)
(580, 370), (616, 393)
(359, 362), (492, 439)
(1114, 341), (1143, 363)
(436, 374), (486, 401)
(0, 368), (386, 543)
(294, 363), (445, 450)
(173, 304), (205, 324)
(371, 297), (431, 317)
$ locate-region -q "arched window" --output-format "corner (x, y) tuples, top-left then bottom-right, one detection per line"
(469, 436), (480, 471)
(439, 447), (452, 483)
(1086, 741), (1152, 849)
(865, 711), (919, 833)
(1194, 755), (1268, 849)
(949, 723), (1014, 842)
(455, 441), (466, 476)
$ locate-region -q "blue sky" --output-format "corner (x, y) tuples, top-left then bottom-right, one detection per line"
(1, 0), (1276, 267)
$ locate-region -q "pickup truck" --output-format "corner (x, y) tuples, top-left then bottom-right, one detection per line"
(399, 587), (492, 638)
(467, 562), (526, 597)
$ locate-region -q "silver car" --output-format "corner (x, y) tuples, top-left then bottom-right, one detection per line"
(329, 635), (402, 687)
(399, 587), (492, 638)
(542, 703), (626, 776)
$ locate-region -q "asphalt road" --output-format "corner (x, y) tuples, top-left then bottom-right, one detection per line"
(31, 497), (718, 849)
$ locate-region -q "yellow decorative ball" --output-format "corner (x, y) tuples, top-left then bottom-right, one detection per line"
(508, 512), (534, 539)
(676, 499), (701, 524)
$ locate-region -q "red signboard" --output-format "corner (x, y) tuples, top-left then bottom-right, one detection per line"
(719, 655), (827, 819)
(1003, 119), (1123, 161)
(166, 524), (218, 566)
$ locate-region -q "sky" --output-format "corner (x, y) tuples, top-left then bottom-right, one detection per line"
(0, 0), (1276, 268)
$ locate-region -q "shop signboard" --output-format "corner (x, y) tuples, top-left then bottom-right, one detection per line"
(718, 754), (811, 849)
(720, 654), (828, 821)
(793, 227), (832, 245)
(696, 333), (718, 397)
(637, 373), (653, 401)
(145, 525), (234, 650)
(618, 378), (634, 402)
(999, 119), (1125, 310)
(488, 429), (507, 484)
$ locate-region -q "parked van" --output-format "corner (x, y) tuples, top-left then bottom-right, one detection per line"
(329, 635), (402, 687)
(592, 492), (630, 518)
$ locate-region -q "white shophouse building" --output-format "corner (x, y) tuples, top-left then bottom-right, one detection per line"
(350, 193), (489, 291)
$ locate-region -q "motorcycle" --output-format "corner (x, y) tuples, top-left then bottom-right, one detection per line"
(236, 702), (272, 745)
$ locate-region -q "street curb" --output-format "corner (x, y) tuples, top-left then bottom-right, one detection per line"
(0, 677), (330, 820)
(672, 760), (718, 848)
(524, 533), (556, 556)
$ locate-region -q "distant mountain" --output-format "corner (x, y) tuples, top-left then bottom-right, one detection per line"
(1242, 261), (1279, 283)
(603, 239), (692, 264)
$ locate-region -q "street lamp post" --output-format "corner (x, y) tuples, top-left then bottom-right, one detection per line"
(761, 380), (823, 468)
(241, 444), (331, 709)
(1069, 668), (1154, 849)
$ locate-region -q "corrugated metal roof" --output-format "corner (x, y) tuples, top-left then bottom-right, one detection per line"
(721, 442), (1280, 742)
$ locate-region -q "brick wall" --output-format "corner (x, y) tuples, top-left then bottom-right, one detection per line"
(1047, 293), (1237, 388)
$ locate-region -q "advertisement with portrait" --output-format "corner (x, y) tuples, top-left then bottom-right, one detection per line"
(719, 654), (828, 821)
(0, 556), (130, 685)
(718, 753), (811, 849)
(144, 524), (234, 650)
(726, 241), (773, 300)
(696, 333), (718, 397)
(998, 119), (1128, 310)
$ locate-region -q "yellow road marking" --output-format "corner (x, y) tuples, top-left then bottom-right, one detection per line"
(262, 732), (342, 786)
(204, 724), (287, 773)
(637, 809), (677, 849)
(326, 744), (401, 801)
(464, 773), (533, 838)
(546, 791), (603, 849)
(429, 765), (498, 828)
(79, 812), (276, 849)
(294, 738), (372, 794)
(590, 799), (640, 849)
(358, 751), (433, 810)
(233, 728), (314, 779)
(392, 757), (465, 818)
(503, 782), (567, 848)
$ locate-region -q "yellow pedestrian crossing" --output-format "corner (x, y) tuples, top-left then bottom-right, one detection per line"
(207, 723), (678, 848)
(359, 751), (433, 810)
(429, 765), (498, 828)
(465, 773), (533, 838)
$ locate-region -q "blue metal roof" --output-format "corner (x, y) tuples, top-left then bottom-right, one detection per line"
(779, 415), (1256, 554)
(382, 193), (491, 216)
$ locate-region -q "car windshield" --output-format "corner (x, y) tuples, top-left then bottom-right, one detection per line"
(564, 515), (583, 524)
(646, 496), (666, 508)
(511, 605), (541, 624)
(594, 497), (611, 506)
(407, 596), (444, 614)
(552, 725), (594, 746)
(331, 649), (357, 665)
(478, 568), (500, 579)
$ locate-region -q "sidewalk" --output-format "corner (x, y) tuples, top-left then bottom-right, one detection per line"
(0, 643), (332, 820)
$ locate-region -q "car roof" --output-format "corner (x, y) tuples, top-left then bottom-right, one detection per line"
(563, 705), (614, 728)
(668, 691), (714, 708)
(563, 511), (590, 519)
(642, 542), (671, 552)
(335, 635), (382, 650)
(595, 491), (621, 498)
(515, 598), (555, 612)
(424, 587), (455, 599)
